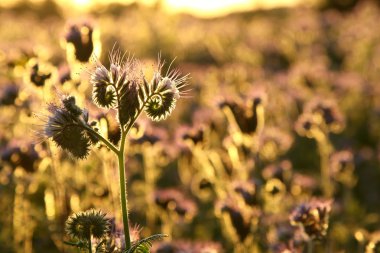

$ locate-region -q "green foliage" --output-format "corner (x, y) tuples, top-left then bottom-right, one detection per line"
(125, 234), (168, 253)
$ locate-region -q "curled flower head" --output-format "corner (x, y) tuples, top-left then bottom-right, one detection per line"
(262, 160), (293, 183)
(153, 241), (223, 253)
(294, 113), (317, 138)
(65, 209), (111, 240)
(259, 127), (293, 161)
(27, 59), (52, 87)
(65, 21), (95, 62)
(44, 96), (96, 159)
(330, 150), (355, 186)
(232, 180), (258, 206)
(89, 49), (189, 127)
(141, 57), (190, 122)
(153, 188), (197, 220)
(58, 65), (71, 85)
(330, 150), (354, 175)
(177, 124), (206, 147)
(219, 90), (266, 137)
(0, 84), (19, 106)
(91, 64), (117, 109)
(290, 199), (332, 240)
(304, 98), (345, 133)
(1, 141), (40, 173)
(216, 199), (253, 242)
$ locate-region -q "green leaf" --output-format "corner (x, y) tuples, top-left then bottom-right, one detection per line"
(125, 234), (168, 253)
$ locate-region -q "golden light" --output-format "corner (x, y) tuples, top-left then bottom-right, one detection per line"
(0, 0), (311, 17)
(163, 0), (308, 17)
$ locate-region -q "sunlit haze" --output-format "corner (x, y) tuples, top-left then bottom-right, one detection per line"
(1, 0), (310, 17)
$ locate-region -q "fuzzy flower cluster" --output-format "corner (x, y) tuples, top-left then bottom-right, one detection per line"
(90, 51), (190, 125)
(43, 50), (189, 159)
(65, 209), (111, 241)
(44, 96), (98, 159)
(290, 200), (332, 240)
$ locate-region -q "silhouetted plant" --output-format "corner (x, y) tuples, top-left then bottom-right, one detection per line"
(43, 48), (189, 252)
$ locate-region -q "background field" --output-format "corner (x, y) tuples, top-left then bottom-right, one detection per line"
(1, 0), (380, 252)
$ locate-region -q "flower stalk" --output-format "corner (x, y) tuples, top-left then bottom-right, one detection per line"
(44, 49), (189, 251)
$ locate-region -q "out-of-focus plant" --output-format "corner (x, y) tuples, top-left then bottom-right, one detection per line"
(290, 199), (332, 253)
(41, 48), (189, 252)
(295, 98), (345, 197)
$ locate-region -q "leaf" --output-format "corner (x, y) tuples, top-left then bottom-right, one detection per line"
(125, 234), (168, 253)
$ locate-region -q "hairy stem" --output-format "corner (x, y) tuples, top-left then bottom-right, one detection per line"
(117, 119), (140, 250)
(88, 235), (92, 253)
(118, 129), (132, 250)
(81, 123), (119, 153)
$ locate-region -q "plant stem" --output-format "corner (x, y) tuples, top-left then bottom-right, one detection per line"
(118, 130), (131, 250)
(88, 235), (92, 253)
(82, 124), (119, 154)
(307, 240), (313, 253)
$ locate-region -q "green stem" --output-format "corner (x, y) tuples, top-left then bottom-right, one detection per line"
(117, 142), (131, 250)
(307, 240), (313, 253)
(88, 235), (92, 253)
(82, 124), (119, 154)
(118, 121), (137, 250)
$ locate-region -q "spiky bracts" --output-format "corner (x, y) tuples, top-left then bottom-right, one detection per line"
(90, 50), (190, 127)
(44, 96), (98, 159)
(65, 209), (111, 241)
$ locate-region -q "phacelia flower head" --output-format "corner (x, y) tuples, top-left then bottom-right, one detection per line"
(141, 57), (190, 122)
(304, 98), (345, 133)
(290, 199), (332, 240)
(65, 21), (95, 63)
(65, 209), (111, 240)
(90, 49), (190, 128)
(44, 95), (97, 159)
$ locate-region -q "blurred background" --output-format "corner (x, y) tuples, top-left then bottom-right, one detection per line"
(1, 0), (380, 252)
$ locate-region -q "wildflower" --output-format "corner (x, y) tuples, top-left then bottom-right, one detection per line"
(294, 113), (317, 138)
(232, 180), (258, 206)
(91, 64), (117, 109)
(219, 97), (255, 134)
(290, 173), (318, 196)
(65, 21), (94, 62)
(90, 50), (190, 126)
(217, 199), (252, 242)
(290, 199), (332, 240)
(153, 241), (223, 253)
(0, 84), (19, 106)
(262, 160), (293, 184)
(65, 209), (111, 240)
(330, 150), (354, 176)
(304, 98), (345, 133)
(1, 142), (40, 173)
(154, 189), (197, 219)
(58, 65), (71, 84)
(29, 62), (52, 87)
(44, 96), (97, 159)
(179, 125), (206, 147)
(259, 127), (293, 161)
(141, 59), (190, 122)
